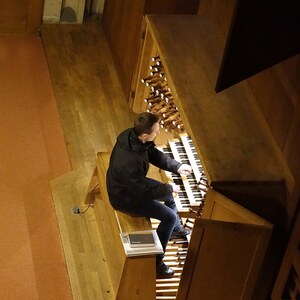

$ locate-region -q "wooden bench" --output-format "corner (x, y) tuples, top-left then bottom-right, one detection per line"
(85, 152), (156, 300)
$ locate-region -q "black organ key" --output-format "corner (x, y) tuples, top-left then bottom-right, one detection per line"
(168, 140), (203, 207)
(157, 137), (208, 213)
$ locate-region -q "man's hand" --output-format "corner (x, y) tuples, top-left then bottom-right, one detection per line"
(177, 164), (192, 175)
(170, 183), (181, 193)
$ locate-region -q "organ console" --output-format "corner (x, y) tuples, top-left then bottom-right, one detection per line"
(128, 15), (287, 299)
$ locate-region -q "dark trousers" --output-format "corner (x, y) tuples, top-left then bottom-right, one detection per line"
(124, 178), (181, 262)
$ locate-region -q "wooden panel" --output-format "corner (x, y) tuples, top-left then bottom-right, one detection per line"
(27, 0), (44, 34)
(117, 257), (156, 300)
(197, 0), (238, 47)
(145, 0), (200, 14)
(177, 190), (272, 300)
(144, 15), (283, 184)
(102, 0), (200, 99)
(0, 0), (43, 34)
(286, 120), (300, 217)
(274, 55), (300, 108)
(212, 181), (288, 229)
(116, 210), (152, 233)
(248, 69), (294, 151)
(94, 196), (123, 297)
(281, 55), (300, 97)
(204, 189), (272, 226)
(95, 153), (125, 295)
(176, 217), (203, 299)
(190, 221), (271, 300)
(130, 25), (158, 112)
(216, 0), (300, 92)
(0, 0), (27, 29)
(102, 0), (147, 98)
(177, 218), (272, 300)
(286, 123), (300, 186)
(247, 54), (300, 220)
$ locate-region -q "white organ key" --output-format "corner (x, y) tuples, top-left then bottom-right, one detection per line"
(180, 133), (204, 183)
(157, 145), (190, 212)
(180, 134), (209, 200)
(168, 139), (203, 207)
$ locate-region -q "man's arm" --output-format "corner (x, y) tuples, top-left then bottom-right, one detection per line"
(149, 147), (192, 175)
(148, 147), (181, 173)
(121, 158), (174, 201)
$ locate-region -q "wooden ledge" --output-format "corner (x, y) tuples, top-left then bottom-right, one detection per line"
(87, 151), (156, 299)
(116, 210), (152, 233)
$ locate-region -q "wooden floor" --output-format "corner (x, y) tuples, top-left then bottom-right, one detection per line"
(41, 16), (136, 300)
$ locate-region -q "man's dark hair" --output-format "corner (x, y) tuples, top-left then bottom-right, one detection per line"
(134, 112), (159, 136)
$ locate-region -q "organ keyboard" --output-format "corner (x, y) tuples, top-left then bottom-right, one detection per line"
(168, 138), (207, 207)
(157, 136), (207, 216)
(180, 133), (207, 185)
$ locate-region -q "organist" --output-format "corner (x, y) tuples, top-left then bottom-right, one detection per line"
(106, 112), (192, 278)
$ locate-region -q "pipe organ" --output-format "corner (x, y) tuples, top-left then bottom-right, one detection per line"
(127, 15), (287, 299)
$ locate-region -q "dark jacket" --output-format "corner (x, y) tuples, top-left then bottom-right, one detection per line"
(106, 128), (181, 210)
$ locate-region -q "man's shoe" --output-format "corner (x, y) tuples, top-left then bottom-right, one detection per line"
(156, 261), (175, 279)
(171, 227), (191, 239)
